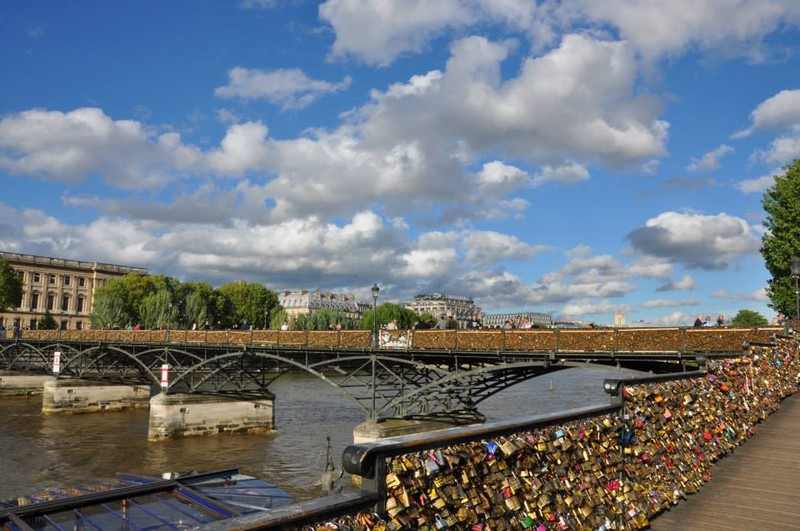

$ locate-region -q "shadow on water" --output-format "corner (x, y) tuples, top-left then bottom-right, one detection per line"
(0, 366), (628, 501)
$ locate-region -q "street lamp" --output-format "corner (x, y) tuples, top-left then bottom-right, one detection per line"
(790, 256), (800, 320)
(264, 308), (269, 329)
(370, 283), (380, 348)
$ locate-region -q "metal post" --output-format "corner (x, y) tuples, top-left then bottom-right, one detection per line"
(790, 257), (800, 320)
(370, 355), (377, 420)
(370, 283), (379, 348)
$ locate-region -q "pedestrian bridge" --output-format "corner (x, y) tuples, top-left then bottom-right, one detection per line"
(0, 327), (778, 422)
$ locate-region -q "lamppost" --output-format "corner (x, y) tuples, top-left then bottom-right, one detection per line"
(370, 283), (380, 348)
(264, 308), (269, 330)
(790, 256), (800, 320)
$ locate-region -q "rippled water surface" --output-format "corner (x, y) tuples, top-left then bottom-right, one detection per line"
(0, 367), (624, 501)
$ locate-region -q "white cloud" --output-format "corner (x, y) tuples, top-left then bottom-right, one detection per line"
(649, 311), (696, 327)
(656, 273), (697, 292)
(240, 0), (276, 9)
(579, 0), (800, 63)
(736, 89), (800, 137)
(0, 108), (200, 189)
(640, 298), (700, 309)
(215, 67), (352, 110)
(737, 172), (776, 194)
(755, 134), (800, 165)
(687, 144), (733, 172)
(560, 299), (631, 319)
(206, 121), (272, 175)
(319, 0), (474, 65)
(461, 230), (545, 267)
(627, 211), (761, 270)
(319, 0), (800, 66)
(362, 34), (668, 169)
(712, 287), (769, 301)
(532, 161), (590, 186)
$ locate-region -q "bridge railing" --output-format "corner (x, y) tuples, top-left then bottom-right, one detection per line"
(201, 338), (799, 530)
(7, 326), (783, 354)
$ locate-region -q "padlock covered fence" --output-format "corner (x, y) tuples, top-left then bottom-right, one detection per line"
(7, 326), (782, 354)
(206, 337), (800, 530)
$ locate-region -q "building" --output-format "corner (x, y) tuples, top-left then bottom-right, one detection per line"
(0, 251), (148, 331)
(405, 293), (481, 328)
(482, 311), (553, 328)
(278, 290), (365, 319)
(614, 310), (626, 327)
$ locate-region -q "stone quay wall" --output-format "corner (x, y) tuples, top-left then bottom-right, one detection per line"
(247, 338), (798, 531)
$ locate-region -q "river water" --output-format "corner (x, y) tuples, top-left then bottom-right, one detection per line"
(0, 367), (625, 502)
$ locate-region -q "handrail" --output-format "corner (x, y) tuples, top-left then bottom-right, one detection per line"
(4, 326), (783, 355)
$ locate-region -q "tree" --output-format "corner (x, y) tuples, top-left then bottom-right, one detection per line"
(139, 289), (176, 329)
(358, 302), (418, 330)
(218, 281), (279, 329)
(292, 309), (356, 330)
(38, 310), (58, 330)
(0, 257), (22, 311)
(761, 160), (800, 316)
(731, 309), (768, 327)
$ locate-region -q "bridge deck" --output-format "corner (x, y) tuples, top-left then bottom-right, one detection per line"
(649, 393), (800, 531)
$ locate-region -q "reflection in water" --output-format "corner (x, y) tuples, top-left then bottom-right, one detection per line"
(0, 367), (624, 501)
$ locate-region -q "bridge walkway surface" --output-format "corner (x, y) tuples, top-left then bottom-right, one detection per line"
(649, 393), (800, 531)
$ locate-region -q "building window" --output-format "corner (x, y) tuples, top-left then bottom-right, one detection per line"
(49, 274), (56, 285)
(47, 293), (55, 311)
(61, 294), (70, 312)
(76, 321), (83, 330)
(76, 296), (85, 313)
(31, 292), (40, 311)
(30, 319), (37, 330)
(63, 275), (71, 286)
(60, 320), (68, 330)
(33, 272), (41, 283)
(78, 277), (86, 287)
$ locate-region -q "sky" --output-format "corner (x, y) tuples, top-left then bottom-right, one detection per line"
(1, 0), (799, 326)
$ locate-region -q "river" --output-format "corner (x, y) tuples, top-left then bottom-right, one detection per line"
(0, 367), (625, 502)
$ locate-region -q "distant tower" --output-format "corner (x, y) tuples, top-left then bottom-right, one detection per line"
(614, 311), (626, 327)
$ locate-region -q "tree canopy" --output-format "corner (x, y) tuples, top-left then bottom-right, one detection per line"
(89, 275), (281, 330)
(761, 159), (800, 316)
(358, 302), (419, 330)
(731, 309), (768, 327)
(0, 257), (23, 311)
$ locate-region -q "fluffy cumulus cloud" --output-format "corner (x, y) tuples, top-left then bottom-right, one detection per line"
(215, 67), (352, 110)
(712, 287), (769, 301)
(579, 0), (800, 63)
(319, 0), (474, 65)
(319, 0), (800, 66)
(656, 274), (697, 292)
(626, 211), (761, 270)
(461, 230), (545, 267)
(736, 89), (800, 137)
(640, 298), (700, 309)
(754, 135), (800, 165)
(737, 171), (777, 194)
(362, 34), (667, 169)
(687, 144), (733, 172)
(0, 108), (200, 188)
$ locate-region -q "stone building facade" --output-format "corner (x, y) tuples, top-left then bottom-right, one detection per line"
(482, 311), (553, 328)
(405, 293), (481, 328)
(0, 252), (148, 331)
(277, 290), (366, 319)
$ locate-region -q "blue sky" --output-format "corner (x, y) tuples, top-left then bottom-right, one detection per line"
(2, 1), (800, 325)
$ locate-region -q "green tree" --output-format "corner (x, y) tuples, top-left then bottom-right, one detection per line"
(38, 310), (58, 330)
(358, 302), (418, 330)
(89, 293), (129, 329)
(139, 289), (176, 329)
(218, 281), (279, 329)
(292, 309), (356, 330)
(731, 309), (768, 327)
(0, 257), (23, 310)
(761, 160), (800, 316)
